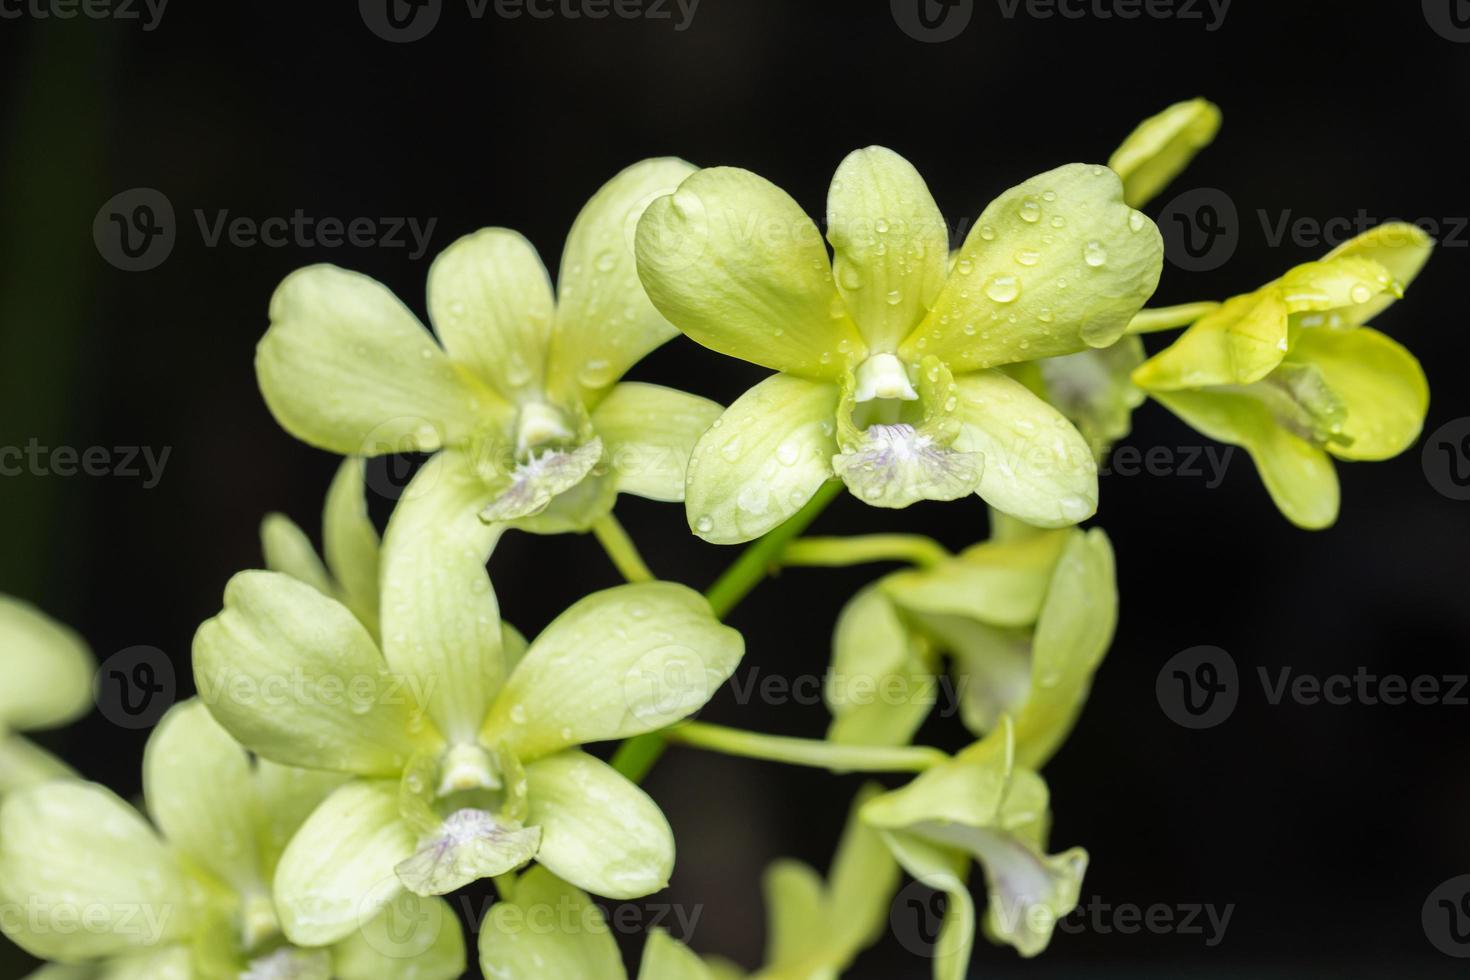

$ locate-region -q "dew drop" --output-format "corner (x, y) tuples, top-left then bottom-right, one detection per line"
(1083, 240), (1108, 267)
(984, 274), (1021, 303)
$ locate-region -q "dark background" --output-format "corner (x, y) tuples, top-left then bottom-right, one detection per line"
(3, 1), (1469, 976)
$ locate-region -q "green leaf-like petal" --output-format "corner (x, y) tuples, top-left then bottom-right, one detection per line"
(333, 892), (467, 980)
(876, 831), (974, 980)
(1033, 335), (1147, 457)
(1132, 289), (1291, 391)
(1150, 388), (1340, 529)
(379, 450), (505, 744)
(274, 779), (416, 946)
(950, 370), (1097, 527)
(323, 457), (382, 634)
(477, 866), (628, 980)
(636, 167), (865, 380)
(261, 512), (335, 596)
(637, 929), (715, 980)
(908, 164), (1162, 369)
(884, 529), (1068, 626)
(426, 228), (555, 401)
(1107, 97), (1221, 208)
(193, 571), (434, 776)
(685, 373), (840, 544)
(484, 583), (742, 761)
(143, 700), (262, 896)
(827, 146), (948, 353)
(1293, 326), (1428, 461)
(548, 157), (699, 405)
(1323, 221), (1434, 326)
(0, 595), (93, 733)
(525, 749), (675, 899)
(0, 782), (192, 960)
(592, 382), (724, 502)
(825, 586), (935, 748)
(0, 734), (76, 794)
(257, 265), (500, 455)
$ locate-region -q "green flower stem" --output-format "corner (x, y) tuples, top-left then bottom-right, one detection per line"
(591, 513), (655, 583)
(611, 481), (845, 783)
(664, 722), (949, 773)
(704, 480), (845, 619)
(782, 533), (950, 569)
(1125, 301), (1220, 334)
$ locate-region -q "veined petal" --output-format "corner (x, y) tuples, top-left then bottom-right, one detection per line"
(379, 451), (505, 744)
(761, 859), (826, 971)
(0, 595), (93, 733)
(525, 750), (675, 899)
(274, 780), (417, 946)
(1032, 335), (1147, 456)
(636, 166), (865, 379)
(637, 929), (714, 980)
(1293, 326), (1428, 461)
(548, 157), (700, 405)
(258, 265), (500, 456)
(253, 761), (350, 877)
(593, 382), (724, 502)
(481, 438), (605, 523)
(0, 782), (192, 960)
(950, 370), (1097, 527)
(427, 228), (555, 400)
(193, 571), (435, 776)
(260, 513), (334, 597)
(323, 458), (382, 635)
(1008, 528), (1116, 768)
(484, 583), (742, 760)
(333, 892), (467, 980)
(1150, 388), (1340, 529)
(1132, 289), (1290, 391)
(833, 421), (983, 508)
(908, 164), (1162, 368)
(920, 615), (1032, 736)
(1323, 221), (1434, 326)
(826, 586), (935, 748)
(477, 866), (627, 980)
(824, 783), (901, 959)
(1107, 97), (1221, 208)
(884, 529), (1069, 626)
(826, 146), (949, 353)
(685, 373), (840, 544)
(94, 947), (192, 980)
(395, 808), (540, 896)
(143, 700), (262, 896)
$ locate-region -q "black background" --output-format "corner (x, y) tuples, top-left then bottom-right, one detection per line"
(2, 1), (1469, 976)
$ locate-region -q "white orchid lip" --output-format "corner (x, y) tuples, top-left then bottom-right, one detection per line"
(514, 400), (575, 456)
(853, 353), (918, 402)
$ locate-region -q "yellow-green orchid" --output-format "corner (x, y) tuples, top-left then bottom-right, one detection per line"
(0, 699), (465, 980)
(826, 527), (1116, 770)
(259, 458), (381, 639)
(0, 595), (93, 795)
(477, 786), (897, 980)
(634, 147), (1164, 542)
(1133, 223), (1433, 528)
(1108, 96), (1222, 210)
(862, 726), (1085, 974)
(256, 158), (722, 533)
(193, 453), (744, 946)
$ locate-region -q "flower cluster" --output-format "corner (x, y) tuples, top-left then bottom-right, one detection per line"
(0, 97), (1433, 979)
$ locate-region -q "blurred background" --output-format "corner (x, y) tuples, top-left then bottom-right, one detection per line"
(2, 1), (1469, 976)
